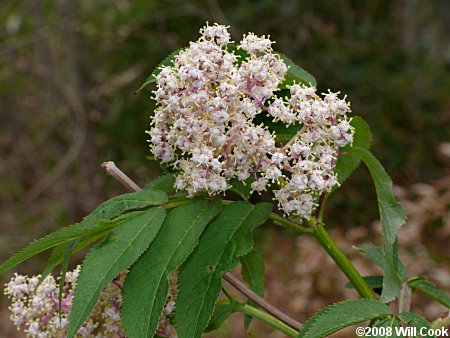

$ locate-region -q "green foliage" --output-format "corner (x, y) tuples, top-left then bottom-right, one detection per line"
(278, 53), (317, 87)
(205, 300), (238, 333)
(122, 199), (222, 338)
(349, 147), (407, 302)
(345, 275), (384, 290)
(252, 112), (303, 142)
(409, 279), (450, 308)
(38, 231), (111, 288)
(356, 245), (408, 279)
(229, 177), (255, 200)
(0, 219), (115, 276)
(240, 249), (265, 329)
(144, 174), (176, 194)
(399, 312), (433, 337)
(240, 250), (265, 298)
(58, 239), (80, 318)
(372, 318), (402, 338)
(67, 208), (166, 338)
(0, 190), (166, 276)
(84, 190), (167, 222)
(297, 299), (392, 338)
(335, 116), (372, 184)
(175, 202), (272, 338)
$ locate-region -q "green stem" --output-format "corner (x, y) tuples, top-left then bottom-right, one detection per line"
(235, 303), (299, 338)
(317, 193), (329, 223)
(313, 222), (377, 300)
(268, 212), (313, 235)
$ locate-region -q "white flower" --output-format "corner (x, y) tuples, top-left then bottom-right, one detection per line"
(240, 33), (273, 54)
(251, 178), (267, 192)
(271, 152), (286, 164)
(264, 166), (282, 181)
(148, 22), (355, 217)
(201, 23), (231, 46)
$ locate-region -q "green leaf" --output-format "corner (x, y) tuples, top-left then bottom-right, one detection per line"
(345, 276), (384, 290)
(229, 177), (255, 200)
(175, 202), (272, 338)
(144, 174), (176, 194)
(399, 312), (434, 338)
(205, 300), (237, 333)
(348, 148), (406, 247)
(357, 246), (385, 267)
(58, 239), (80, 318)
(240, 249), (265, 298)
(252, 115), (302, 142)
(335, 116), (372, 184)
(136, 48), (185, 93)
(372, 317), (402, 338)
(67, 207), (166, 338)
(349, 147), (407, 302)
(0, 220), (115, 276)
(278, 53), (317, 87)
(38, 230), (112, 288)
(297, 299), (392, 338)
(0, 190), (167, 276)
(122, 199), (222, 338)
(84, 190), (167, 222)
(409, 279), (450, 308)
(356, 245), (408, 279)
(240, 249), (265, 330)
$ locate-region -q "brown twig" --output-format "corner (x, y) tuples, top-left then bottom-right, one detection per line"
(101, 160), (302, 332)
(223, 273), (302, 331)
(101, 161), (143, 192)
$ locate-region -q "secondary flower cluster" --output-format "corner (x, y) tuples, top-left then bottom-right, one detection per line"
(148, 23), (354, 217)
(4, 267), (124, 337)
(4, 268), (178, 338)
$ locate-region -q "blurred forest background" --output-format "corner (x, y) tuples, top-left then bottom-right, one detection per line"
(0, 0), (449, 337)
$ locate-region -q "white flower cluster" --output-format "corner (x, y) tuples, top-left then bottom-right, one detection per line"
(5, 268), (178, 338)
(4, 267), (123, 337)
(149, 23), (354, 217)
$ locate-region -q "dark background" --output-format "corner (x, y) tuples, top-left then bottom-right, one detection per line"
(1, 1), (449, 337)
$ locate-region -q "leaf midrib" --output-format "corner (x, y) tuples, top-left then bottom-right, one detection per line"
(189, 205), (253, 338)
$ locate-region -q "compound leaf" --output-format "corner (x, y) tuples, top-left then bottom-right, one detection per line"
(0, 190), (167, 276)
(175, 202), (272, 338)
(67, 207), (166, 338)
(122, 199), (222, 338)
